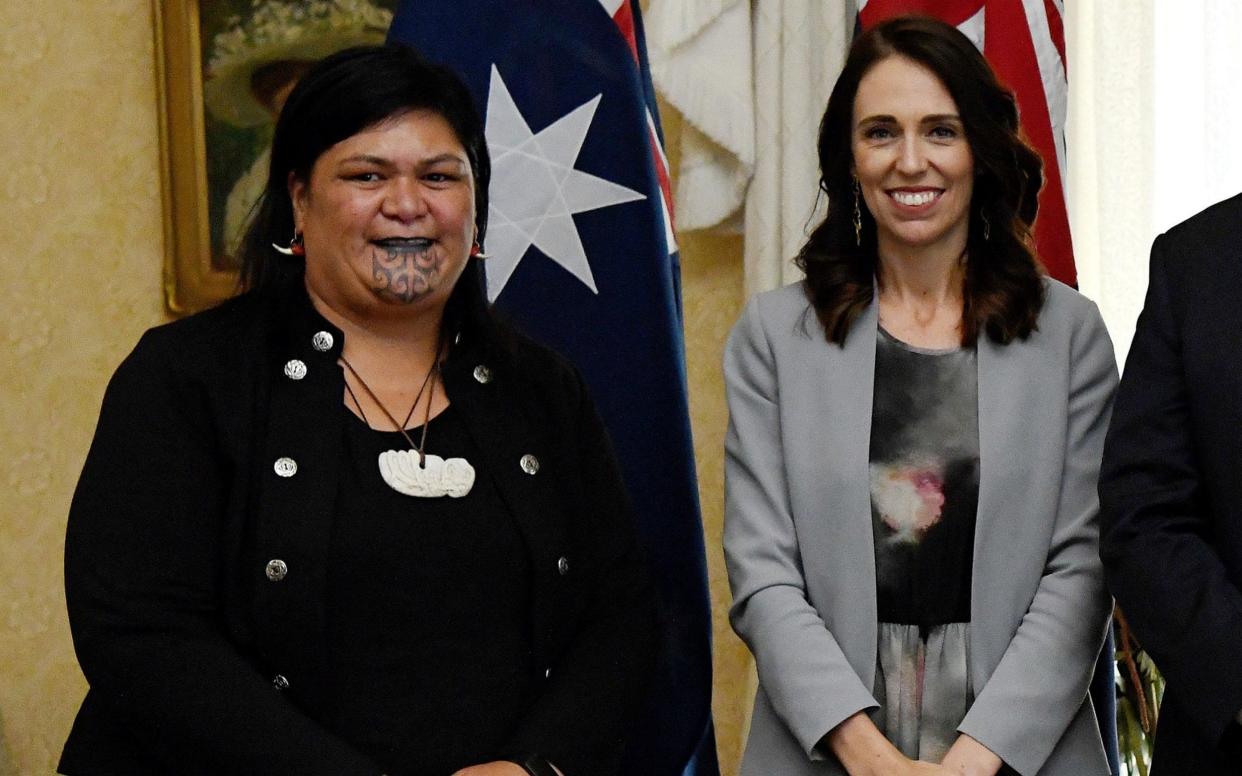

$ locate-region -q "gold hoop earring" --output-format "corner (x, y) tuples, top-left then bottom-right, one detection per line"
(852, 178), (862, 247)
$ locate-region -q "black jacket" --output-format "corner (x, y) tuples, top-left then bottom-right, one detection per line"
(1099, 193), (1242, 774)
(60, 280), (659, 776)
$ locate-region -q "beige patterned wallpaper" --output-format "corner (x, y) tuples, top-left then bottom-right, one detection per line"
(0, 0), (169, 773)
(0, 2), (749, 773)
(663, 109), (751, 776)
(679, 227), (750, 776)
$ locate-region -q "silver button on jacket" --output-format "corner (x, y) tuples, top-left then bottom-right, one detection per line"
(265, 559), (288, 581)
(271, 674), (290, 690)
(520, 454), (540, 475)
(311, 331), (334, 352)
(557, 556), (570, 575)
(273, 457), (297, 478)
(283, 359), (307, 380)
(472, 364), (493, 384)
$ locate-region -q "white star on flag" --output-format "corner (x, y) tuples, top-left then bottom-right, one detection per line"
(482, 65), (646, 301)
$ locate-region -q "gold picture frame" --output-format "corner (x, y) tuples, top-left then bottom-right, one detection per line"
(153, 0), (396, 315)
(154, 0), (233, 314)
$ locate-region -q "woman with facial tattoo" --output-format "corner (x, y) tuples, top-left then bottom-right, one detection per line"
(723, 16), (1116, 776)
(60, 45), (657, 776)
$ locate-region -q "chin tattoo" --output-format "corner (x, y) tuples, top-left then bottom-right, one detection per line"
(371, 243), (441, 303)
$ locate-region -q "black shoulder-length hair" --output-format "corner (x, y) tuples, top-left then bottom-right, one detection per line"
(236, 43), (499, 347)
(796, 15), (1046, 347)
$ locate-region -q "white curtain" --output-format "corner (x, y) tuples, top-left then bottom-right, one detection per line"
(646, 0), (855, 296)
(744, 0), (854, 294)
(1070, 0), (1242, 364)
(1150, 2), (1242, 237)
(646, 0), (756, 235)
(1064, 1), (1154, 364)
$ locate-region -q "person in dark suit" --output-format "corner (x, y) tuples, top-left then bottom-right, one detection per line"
(60, 44), (656, 776)
(1099, 193), (1242, 775)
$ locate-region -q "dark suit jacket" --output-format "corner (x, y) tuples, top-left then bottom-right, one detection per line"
(1100, 193), (1242, 775)
(60, 278), (658, 776)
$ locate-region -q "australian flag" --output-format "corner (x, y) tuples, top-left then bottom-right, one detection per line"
(388, 2), (718, 775)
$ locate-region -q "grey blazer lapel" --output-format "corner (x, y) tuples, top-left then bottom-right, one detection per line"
(975, 334), (1024, 544)
(972, 331), (1057, 680)
(789, 300), (880, 690)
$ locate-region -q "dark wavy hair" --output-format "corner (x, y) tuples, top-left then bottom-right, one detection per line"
(235, 44), (497, 346)
(796, 15), (1046, 347)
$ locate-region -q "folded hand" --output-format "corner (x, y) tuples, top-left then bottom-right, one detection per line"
(451, 762), (529, 776)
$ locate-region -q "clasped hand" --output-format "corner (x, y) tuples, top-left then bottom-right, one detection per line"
(450, 763), (529, 776)
(874, 756), (990, 776)
(901, 762), (957, 775)
(825, 712), (1001, 776)
(451, 761), (565, 776)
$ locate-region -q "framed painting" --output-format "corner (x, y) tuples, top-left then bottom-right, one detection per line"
(153, 0), (396, 314)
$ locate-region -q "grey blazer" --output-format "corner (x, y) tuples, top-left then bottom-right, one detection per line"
(723, 280), (1116, 776)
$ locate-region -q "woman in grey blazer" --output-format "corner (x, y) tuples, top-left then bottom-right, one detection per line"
(724, 17), (1116, 776)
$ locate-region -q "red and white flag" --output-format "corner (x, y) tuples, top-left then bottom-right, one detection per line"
(859, 0), (1074, 286)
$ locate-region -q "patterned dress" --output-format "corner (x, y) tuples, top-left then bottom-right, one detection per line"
(869, 327), (980, 761)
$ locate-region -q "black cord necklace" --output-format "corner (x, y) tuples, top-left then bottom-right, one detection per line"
(337, 352), (475, 499)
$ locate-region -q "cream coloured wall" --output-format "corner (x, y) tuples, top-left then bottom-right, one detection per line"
(0, 1), (170, 769)
(0, 0), (169, 773)
(661, 107), (750, 776)
(0, 2), (748, 773)
(680, 225), (748, 776)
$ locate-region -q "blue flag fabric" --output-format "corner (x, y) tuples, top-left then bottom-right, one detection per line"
(388, 3), (718, 775)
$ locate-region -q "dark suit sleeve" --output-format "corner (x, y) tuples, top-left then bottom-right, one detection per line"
(501, 367), (659, 776)
(1099, 234), (1242, 749)
(64, 332), (382, 774)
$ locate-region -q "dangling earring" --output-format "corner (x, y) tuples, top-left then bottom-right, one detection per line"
(469, 241), (488, 259)
(852, 178), (862, 247)
(980, 210), (991, 241)
(272, 230), (305, 256)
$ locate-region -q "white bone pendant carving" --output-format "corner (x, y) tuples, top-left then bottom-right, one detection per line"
(378, 450), (475, 498)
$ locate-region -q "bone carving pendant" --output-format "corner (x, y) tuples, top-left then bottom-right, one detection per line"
(378, 450), (475, 498)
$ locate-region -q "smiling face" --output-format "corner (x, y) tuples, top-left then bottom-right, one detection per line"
(852, 55), (974, 259)
(290, 109), (476, 320)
